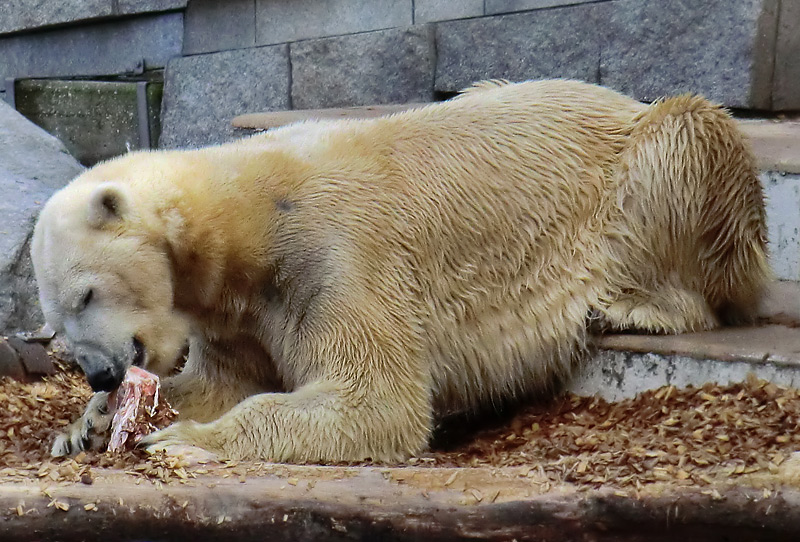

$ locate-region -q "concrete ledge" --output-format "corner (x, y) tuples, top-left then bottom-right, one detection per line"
(571, 324), (800, 402)
(739, 120), (800, 175)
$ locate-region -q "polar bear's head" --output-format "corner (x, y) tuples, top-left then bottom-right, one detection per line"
(31, 178), (190, 392)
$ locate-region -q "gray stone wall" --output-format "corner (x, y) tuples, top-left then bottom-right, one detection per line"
(0, 0), (186, 35)
(1, 0), (797, 149)
(166, 0), (798, 148)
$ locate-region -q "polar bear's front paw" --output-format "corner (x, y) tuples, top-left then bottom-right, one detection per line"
(51, 392), (113, 457)
(138, 421), (221, 464)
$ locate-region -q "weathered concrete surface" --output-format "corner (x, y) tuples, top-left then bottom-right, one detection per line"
(414, 0), (483, 23)
(740, 120), (800, 175)
(600, 0), (778, 109)
(763, 172), (800, 281)
(0, 0), (186, 35)
(291, 27), (435, 110)
(183, 0), (255, 55)
(572, 324), (800, 402)
(741, 119), (800, 282)
(0, 102), (83, 334)
(118, 0), (186, 15)
(255, 0), (412, 46)
(0, 12), (183, 82)
(435, 3), (606, 93)
(486, 0), (601, 15)
(159, 45), (290, 149)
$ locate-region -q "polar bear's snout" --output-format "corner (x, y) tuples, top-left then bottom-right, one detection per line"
(74, 339), (140, 392)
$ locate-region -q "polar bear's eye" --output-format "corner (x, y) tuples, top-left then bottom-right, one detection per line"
(79, 289), (94, 311)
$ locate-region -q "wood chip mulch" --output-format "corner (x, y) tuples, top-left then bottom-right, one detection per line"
(431, 374), (800, 488)
(2, 351), (799, 490)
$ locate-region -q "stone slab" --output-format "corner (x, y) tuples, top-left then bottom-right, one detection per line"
(117, 0), (186, 16)
(0, 0), (186, 35)
(773, 0), (800, 111)
(739, 120), (800, 175)
(183, 0), (255, 55)
(572, 347), (800, 403)
(599, 324), (800, 367)
(13, 80), (159, 166)
(599, 0), (778, 109)
(435, 3), (606, 93)
(572, 324), (800, 401)
(0, 12), (183, 81)
(0, 101), (83, 334)
(0, 0), (111, 35)
(7, 337), (54, 376)
(159, 45), (290, 149)
(414, 0), (484, 24)
(291, 26), (435, 110)
(758, 280), (800, 324)
(486, 0), (602, 15)
(255, 0), (412, 46)
(0, 339), (25, 381)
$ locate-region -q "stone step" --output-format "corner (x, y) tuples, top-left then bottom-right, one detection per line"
(572, 281), (800, 400)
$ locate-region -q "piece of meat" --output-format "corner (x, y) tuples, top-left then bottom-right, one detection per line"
(107, 367), (177, 453)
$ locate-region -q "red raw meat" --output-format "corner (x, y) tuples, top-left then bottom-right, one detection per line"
(107, 367), (176, 452)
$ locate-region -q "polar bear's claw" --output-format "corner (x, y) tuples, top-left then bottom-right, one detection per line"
(50, 392), (112, 457)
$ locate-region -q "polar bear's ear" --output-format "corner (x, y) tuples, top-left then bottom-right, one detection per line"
(87, 183), (128, 228)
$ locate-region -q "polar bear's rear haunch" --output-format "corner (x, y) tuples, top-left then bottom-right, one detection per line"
(32, 80), (769, 462)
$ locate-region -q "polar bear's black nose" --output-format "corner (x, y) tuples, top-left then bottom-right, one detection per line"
(86, 365), (123, 392)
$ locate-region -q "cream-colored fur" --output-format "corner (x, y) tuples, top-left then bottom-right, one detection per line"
(32, 80), (770, 462)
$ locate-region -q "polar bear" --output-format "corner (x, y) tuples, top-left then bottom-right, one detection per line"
(32, 80), (770, 462)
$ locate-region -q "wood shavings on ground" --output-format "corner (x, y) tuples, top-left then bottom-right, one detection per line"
(430, 374), (800, 489)
(2, 355), (799, 489)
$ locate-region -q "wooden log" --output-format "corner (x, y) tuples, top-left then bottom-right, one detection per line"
(1, 466), (799, 541)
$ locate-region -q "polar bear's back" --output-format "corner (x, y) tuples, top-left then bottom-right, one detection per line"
(363, 81), (648, 413)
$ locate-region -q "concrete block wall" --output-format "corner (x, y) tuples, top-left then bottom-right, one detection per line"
(161, 0), (800, 150)
(2, 0), (797, 145)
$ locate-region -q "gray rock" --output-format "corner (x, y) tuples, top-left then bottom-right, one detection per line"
(118, 0), (187, 15)
(435, 4), (606, 93)
(486, 0), (603, 15)
(291, 26), (435, 110)
(773, 0), (800, 111)
(600, 0), (778, 109)
(184, 0), (256, 55)
(0, 0), (186, 35)
(0, 101), (83, 334)
(0, 12), (183, 81)
(0, 0), (111, 35)
(159, 45), (290, 149)
(255, 0), (412, 46)
(415, 0), (483, 23)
